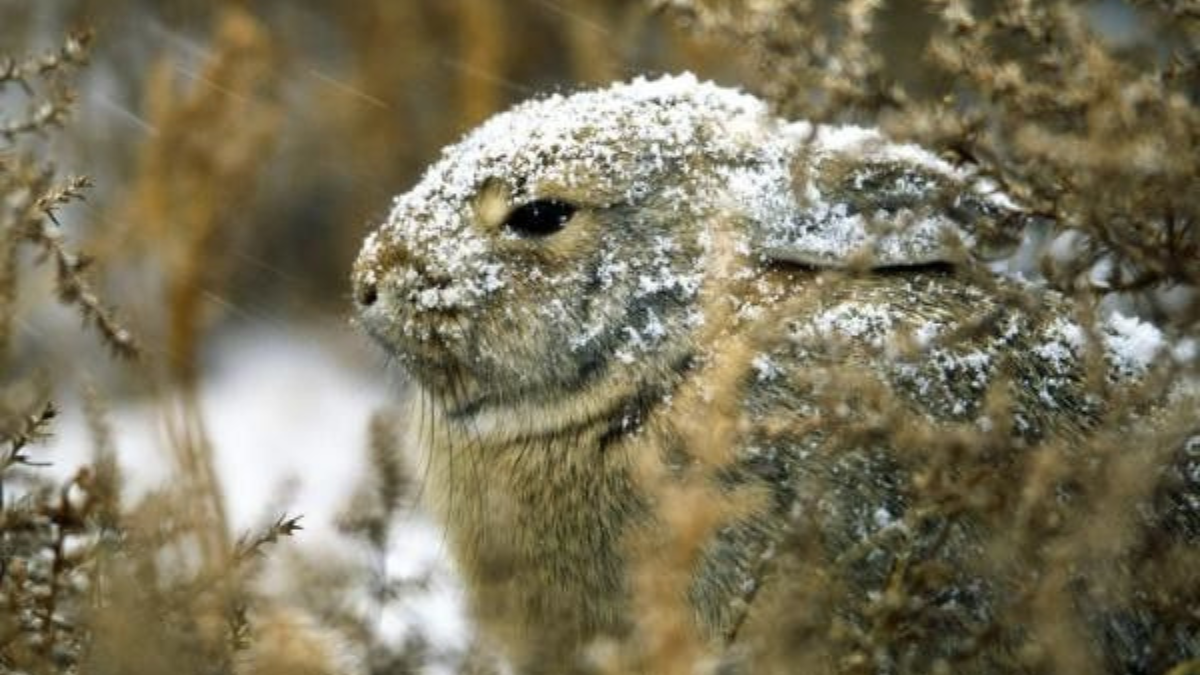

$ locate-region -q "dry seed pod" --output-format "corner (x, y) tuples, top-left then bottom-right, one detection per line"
(353, 75), (1197, 674)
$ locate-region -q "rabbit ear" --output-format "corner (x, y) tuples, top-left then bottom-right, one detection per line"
(752, 146), (1025, 269)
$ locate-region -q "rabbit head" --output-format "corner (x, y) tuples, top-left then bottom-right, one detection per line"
(354, 76), (767, 410)
(352, 74), (1019, 417)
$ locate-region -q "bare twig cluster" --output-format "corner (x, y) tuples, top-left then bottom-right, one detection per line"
(0, 31), (139, 359)
(0, 31), (89, 142)
(1, 30), (317, 675)
(2, 417), (306, 674)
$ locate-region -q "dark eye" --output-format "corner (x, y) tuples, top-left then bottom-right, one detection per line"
(503, 199), (577, 237)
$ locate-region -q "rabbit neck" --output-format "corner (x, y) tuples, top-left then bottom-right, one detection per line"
(411, 353), (697, 668)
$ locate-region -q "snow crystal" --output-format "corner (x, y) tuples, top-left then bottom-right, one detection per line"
(596, 251), (629, 290)
(1173, 337), (1197, 365)
(913, 320), (943, 348)
(755, 122), (995, 268)
(892, 342), (996, 418)
(872, 506), (899, 530)
(1034, 318), (1086, 373)
(539, 298), (569, 321)
(808, 302), (896, 348)
(737, 302), (765, 322)
(642, 309), (668, 341)
(999, 315), (1023, 343)
(624, 235), (701, 301)
(569, 319), (604, 352)
(944, 350), (992, 389)
(1030, 312), (1164, 380)
(1103, 311), (1163, 376)
(751, 354), (782, 382)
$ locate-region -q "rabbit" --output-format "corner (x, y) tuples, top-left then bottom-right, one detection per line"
(352, 74), (1198, 674)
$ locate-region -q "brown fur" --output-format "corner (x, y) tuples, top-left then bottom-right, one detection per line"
(354, 78), (1197, 673)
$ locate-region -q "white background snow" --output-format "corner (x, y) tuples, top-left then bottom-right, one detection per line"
(34, 327), (472, 672)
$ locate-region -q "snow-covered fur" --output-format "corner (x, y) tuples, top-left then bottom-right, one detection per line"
(353, 74), (1193, 674)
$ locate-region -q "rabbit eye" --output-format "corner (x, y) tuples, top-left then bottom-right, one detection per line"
(503, 199), (577, 237)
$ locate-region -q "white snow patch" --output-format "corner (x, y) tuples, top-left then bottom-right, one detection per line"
(913, 320), (943, 348)
(1034, 318), (1086, 372)
(1103, 311), (1163, 376)
(1028, 312), (1165, 380)
(751, 354), (782, 382)
(872, 506), (899, 530)
(808, 302), (896, 348)
(37, 328), (471, 673)
(642, 309), (667, 341)
(1172, 337), (1197, 365)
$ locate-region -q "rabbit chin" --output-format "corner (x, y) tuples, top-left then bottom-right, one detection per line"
(356, 318), (476, 405)
(403, 362), (483, 415)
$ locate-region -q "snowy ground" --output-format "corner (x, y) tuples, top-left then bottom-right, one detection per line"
(37, 326), (471, 672)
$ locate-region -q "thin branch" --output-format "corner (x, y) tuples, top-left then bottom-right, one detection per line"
(231, 514), (303, 566)
(0, 31), (92, 93)
(0, 96), (74, 141)
(16, 181), (141, 359)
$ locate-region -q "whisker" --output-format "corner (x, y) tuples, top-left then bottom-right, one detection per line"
(147, 19), (215, 63)
(412, 381), (435, 508)
(454, 364), (492, 556)
(435, 375), (459, 551)
(447, 315), (495, 556)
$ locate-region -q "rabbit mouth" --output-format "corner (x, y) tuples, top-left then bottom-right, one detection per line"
(361, 319), (483, 407)
(400, 352), (474, 398)
(355, 266), (472, 340)
(362, 310), (468, 360)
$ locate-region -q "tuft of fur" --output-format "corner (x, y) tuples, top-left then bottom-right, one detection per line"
(353, 75), (1197, 674)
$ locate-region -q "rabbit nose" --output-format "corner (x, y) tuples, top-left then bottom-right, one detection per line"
(354, 255), (453, 310)
(355, 234), (414, 308)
